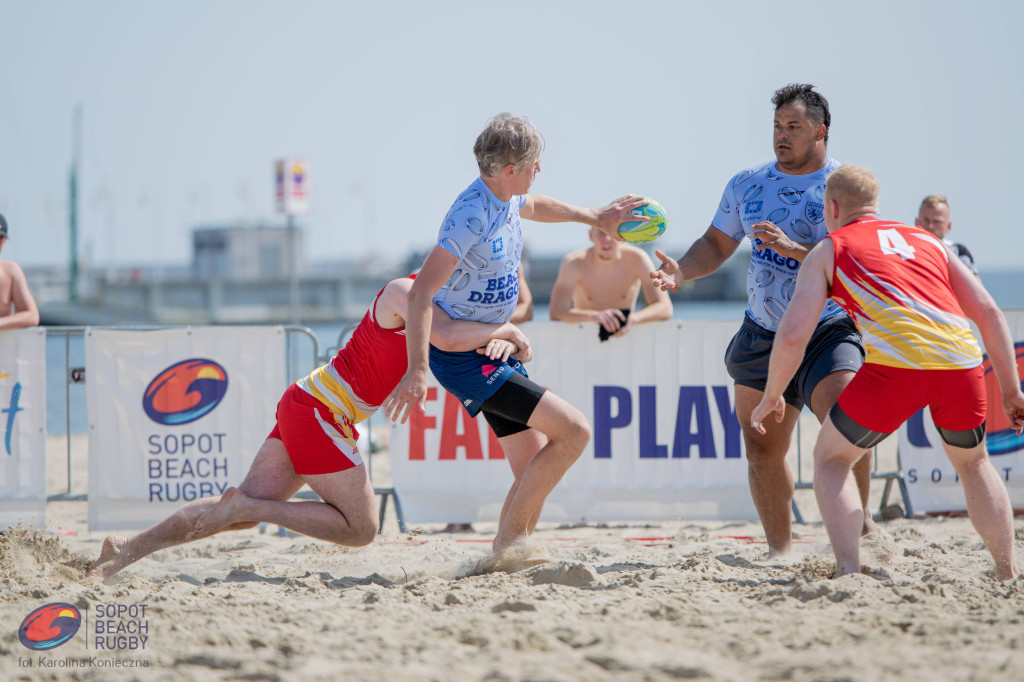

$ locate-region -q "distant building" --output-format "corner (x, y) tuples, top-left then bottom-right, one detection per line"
(192, 225), (303, 280)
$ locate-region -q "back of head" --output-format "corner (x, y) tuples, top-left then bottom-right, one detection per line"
(772, 83), (831, 144)
(0, 213), (7, 238)
(474, 113), (545, 177)
(825, 165), (879, 209)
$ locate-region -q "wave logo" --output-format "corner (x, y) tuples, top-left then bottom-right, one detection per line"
(143, 359), (229, 426)
(983, 342), (1024, 455)
(19, 603), (82, 651)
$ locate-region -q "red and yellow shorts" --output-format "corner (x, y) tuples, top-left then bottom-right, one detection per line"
(267, 383), (362, 475)
(837, 363), (986, 434)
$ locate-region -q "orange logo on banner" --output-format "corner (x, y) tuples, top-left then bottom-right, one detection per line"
(982, 342), (1024, 455)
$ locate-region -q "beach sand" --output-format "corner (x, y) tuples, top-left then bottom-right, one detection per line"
(1, 429), (1022, 681)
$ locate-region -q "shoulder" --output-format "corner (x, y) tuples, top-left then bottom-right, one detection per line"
(0, 260), (23, 278)
(559, 248), (589, 270)
(725, 161), (774, 190)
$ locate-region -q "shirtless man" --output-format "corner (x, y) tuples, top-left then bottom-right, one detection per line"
(89, 276), (530, 578)
(550, 227), (672, 338)
(752, 165), (1022, 580)
(0, 214), (40, 330)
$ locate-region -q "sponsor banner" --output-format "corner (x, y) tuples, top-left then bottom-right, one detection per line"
(899, 310), (1024, 512)
(390, 321), (757, 523)
(275, 158), (310, 216)
(86, 328), (285, 530)
(0, 328), (46, 529)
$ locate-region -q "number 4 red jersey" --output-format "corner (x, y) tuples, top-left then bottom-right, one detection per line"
(826, 217), (982, 370)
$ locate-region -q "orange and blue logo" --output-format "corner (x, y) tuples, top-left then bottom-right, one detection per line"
(982, 342), (1024, 455)
(143, 358), (229, 426)
(19, 603), (82, 650)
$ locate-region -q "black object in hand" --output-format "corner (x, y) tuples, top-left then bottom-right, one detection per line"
(598, 309), (631, 342)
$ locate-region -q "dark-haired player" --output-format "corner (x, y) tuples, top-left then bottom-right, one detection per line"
(651, 84), (872, 556)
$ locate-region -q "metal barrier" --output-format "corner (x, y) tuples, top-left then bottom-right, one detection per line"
(44, 323), (408, 534)
(790, 413), (913, 524)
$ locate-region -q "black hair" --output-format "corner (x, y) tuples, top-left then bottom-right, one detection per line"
(772, 84), (830, 145)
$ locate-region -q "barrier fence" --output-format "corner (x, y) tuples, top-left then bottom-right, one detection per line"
(10, 314), (1022, 533)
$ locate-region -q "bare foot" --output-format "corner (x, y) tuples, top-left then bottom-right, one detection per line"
(187, 487), (249, 541)
(861, 512), (881, 536)
(88, 536), (128, 578)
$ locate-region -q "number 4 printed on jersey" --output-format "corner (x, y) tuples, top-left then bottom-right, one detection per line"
(878, 229), (916, 260)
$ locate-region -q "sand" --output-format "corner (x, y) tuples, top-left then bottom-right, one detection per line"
(1, 432), (1022, 681)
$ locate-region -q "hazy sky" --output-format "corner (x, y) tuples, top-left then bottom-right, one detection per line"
(3, 0), (1023, 272)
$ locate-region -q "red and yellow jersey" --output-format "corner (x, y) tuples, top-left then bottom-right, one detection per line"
(827, 218), (982, 370)
(296, 278), (411, 422)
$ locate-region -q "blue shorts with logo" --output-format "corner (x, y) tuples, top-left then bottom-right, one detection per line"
(428, 346), (529, 417)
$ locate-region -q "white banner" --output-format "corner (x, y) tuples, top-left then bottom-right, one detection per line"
(899, 310), (1024, 513)
(390, 321), (756, 523)
(86, 327), (286, 530)
(0, 328), (46, 529)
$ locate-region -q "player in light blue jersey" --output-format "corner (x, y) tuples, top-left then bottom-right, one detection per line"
(652, 85), (876, 558)
(384, 113), (645, 556)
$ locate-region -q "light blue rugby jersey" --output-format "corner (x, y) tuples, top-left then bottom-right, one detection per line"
(711, 157), (845, 332)
(433, 177), (524, 324)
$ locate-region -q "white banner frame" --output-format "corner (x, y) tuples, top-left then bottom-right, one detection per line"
(86, 327), (286, 530)
(390, 320), (757, 523)
(0, 328), (47, 529)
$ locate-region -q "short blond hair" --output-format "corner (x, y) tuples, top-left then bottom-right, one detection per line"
(825, 165), (879, 207)
(919, 194), (949, 212)
(473, 113), (545, 177)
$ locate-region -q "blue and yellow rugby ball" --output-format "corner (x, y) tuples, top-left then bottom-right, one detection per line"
(615, 196), (667, 244)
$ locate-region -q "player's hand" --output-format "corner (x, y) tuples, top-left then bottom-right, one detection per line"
(611, 318), (632, 338)
(506, 327), (531, 359)
(476, 339), (517, 363)
(750, 394), (786, 435)
(383, 368), (428, 424)
(751, 221), (805, 260)
(651, 250), (683, 292)
(595, 308), (627, 333)
(1004, 390), (1024, 436)
(594, 194), (648, 241)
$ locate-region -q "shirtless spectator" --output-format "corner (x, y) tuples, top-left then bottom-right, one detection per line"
(0, 214), (40, 331)
(510, 265), (534, 324)
(549, 227), (672, 339)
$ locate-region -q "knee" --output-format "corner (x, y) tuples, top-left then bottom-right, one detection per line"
(745, 441), (784, 466)
(347, 517), (379, 547)
(565, 412), (591, 454)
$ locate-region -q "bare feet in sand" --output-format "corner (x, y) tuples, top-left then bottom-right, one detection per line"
(186, 487), (249, 541)
(88, 536), (129, 579)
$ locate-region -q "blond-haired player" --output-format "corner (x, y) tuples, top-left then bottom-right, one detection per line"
(752, 165), (1023, 579)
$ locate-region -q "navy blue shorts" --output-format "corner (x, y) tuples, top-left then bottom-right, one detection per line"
(724, 313), (864, 410)
(428, 347), (529, 418)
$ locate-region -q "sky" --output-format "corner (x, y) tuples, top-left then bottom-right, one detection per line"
(3, 0), (1024, 273)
